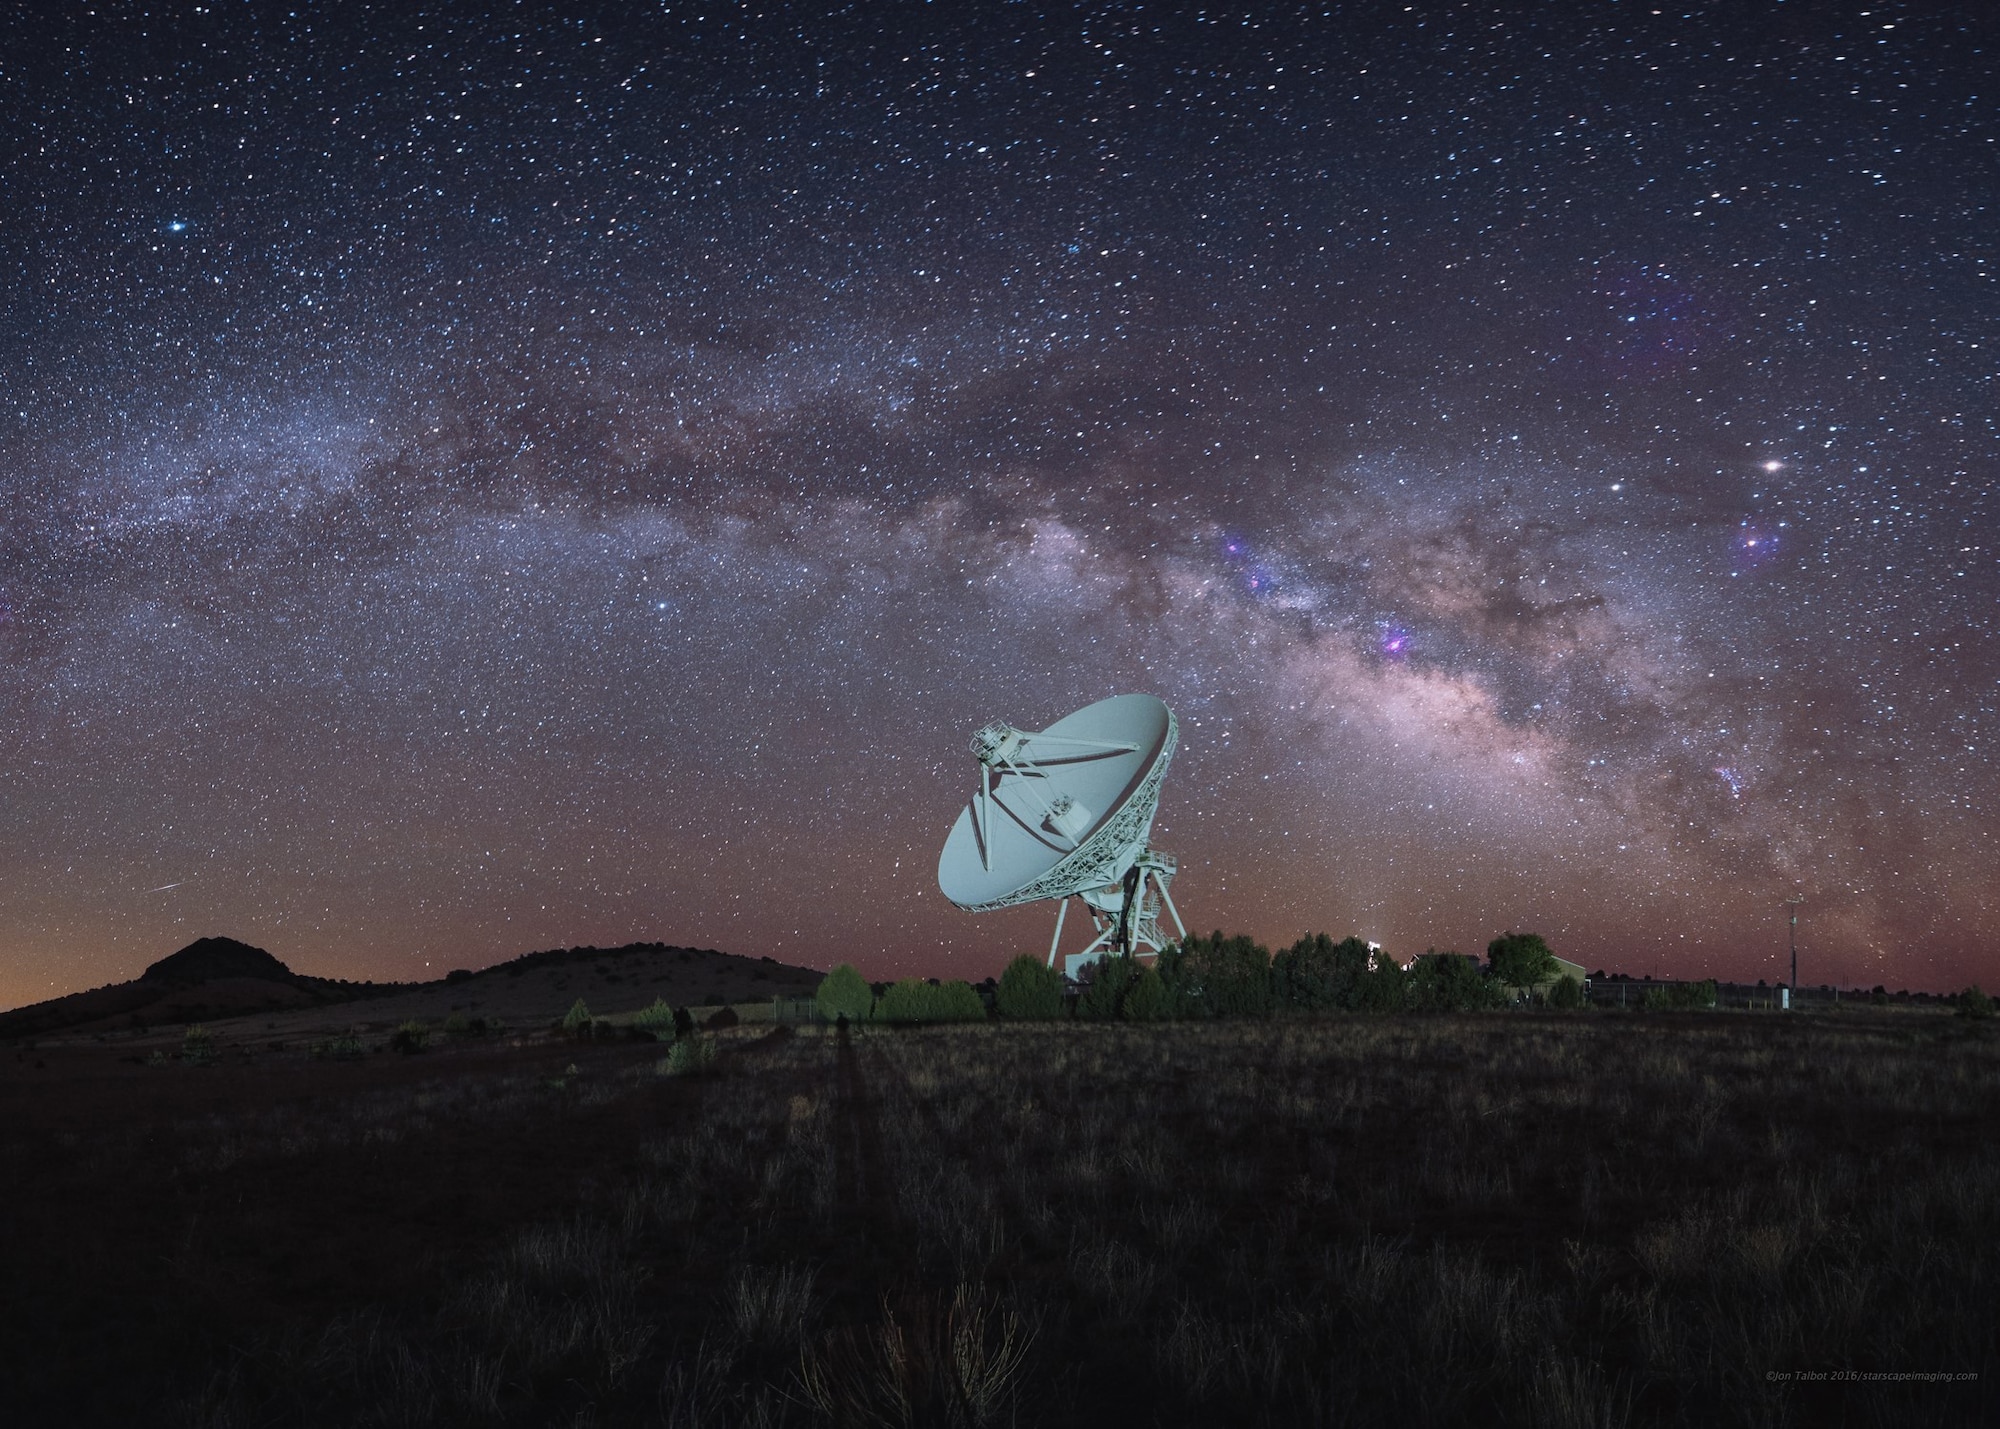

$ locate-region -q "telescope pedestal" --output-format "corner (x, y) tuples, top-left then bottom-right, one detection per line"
(1050, 849), (1185, 980)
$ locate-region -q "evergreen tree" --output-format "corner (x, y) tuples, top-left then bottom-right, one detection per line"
(1075, 955), (1136, 1020)
(996, 954), (1065, 1020)
(938, 980), (988, 1022)
(815, 963), (875, 1024)
(1160, 932), (1272, 1017)
(1354, 946), (1408, 1013)
(1123, 963), (1167, 1021)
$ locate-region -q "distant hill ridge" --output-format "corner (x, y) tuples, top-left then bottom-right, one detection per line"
(1, 936), (819, 1039)
(482, 941), (743, 976)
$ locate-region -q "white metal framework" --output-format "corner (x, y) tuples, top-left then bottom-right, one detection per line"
(1047, 850), (1188, 980)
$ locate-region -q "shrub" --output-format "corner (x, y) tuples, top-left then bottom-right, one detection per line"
(442, 1011), (486, 1038)
(704, 1005), (741, 1031)
(876, 979), (930, 1024)
(660, 1035), (716, 1076)
(309, 1033), (365, 1061)
(996, 955), (1065, 1020)
(179, 1024), (216, 1066)
(877, 979), (986, 1025)
(1643, 980), (1719, 1011)
(561, 998), (593, 1036)
(389, 1020), (430, 1054)
(632, 998), (678, 1036)
(1957, 985), (1995, 1020)
(1547, 974), (1585, 1010)
(815, 964), (875, 1024)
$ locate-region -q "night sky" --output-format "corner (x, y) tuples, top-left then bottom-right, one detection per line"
(3, 1), (1994, 1008)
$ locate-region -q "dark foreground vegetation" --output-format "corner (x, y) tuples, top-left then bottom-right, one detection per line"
(3, 1010), (1995, 1427)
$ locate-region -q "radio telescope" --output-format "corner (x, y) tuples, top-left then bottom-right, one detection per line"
(937, 693), (1187, 980)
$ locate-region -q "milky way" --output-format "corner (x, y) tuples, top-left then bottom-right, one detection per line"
(2, 2), (1994, 1004)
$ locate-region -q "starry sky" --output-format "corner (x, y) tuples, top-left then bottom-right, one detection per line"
(2, 0), (1994, 1008)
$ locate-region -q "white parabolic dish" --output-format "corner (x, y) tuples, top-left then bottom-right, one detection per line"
(937, 693), (1178, 913)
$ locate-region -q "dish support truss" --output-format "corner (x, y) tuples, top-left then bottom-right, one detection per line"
(1049, 850), (1187, 980)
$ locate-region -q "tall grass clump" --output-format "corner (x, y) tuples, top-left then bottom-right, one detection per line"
(179, 1024), (217, 1065)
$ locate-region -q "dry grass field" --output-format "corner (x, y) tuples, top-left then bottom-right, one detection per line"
(4, 1009), (1995, 1427)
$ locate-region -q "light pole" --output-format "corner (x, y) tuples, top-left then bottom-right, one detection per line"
(1784, 897), (1805, 1008)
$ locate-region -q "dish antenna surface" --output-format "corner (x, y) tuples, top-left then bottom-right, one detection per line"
(937, 693), (1188, 979)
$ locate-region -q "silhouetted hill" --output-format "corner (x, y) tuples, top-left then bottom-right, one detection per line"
(142, 936), (297, 985)
(0, 935), (372, 1040)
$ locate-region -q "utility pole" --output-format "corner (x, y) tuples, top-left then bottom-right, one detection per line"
(1784, 897), (1805, 1008)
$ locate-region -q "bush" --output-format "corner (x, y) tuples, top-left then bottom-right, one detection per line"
(632, 998), (678, 1036)
(179, 1024), (216, 1066)
(815, 964), (875, 1024)
(877, 979), (932, 1024)
(704, 1005), (741, 1031)
(996, 955), (1065, 1020)
(1547, 974), (1585, 1010)
(309, 1033), (365, 1061)
(1958, 985), (1995, 1020)
(561, 998), (593, 1036)
(1643, 980), (1718, 1011)
(877, 979), (986, 1025)
(660, 1035), (716, 1076)
(442, 1012), (486, 1038)
(388, 1020), (430, 1054)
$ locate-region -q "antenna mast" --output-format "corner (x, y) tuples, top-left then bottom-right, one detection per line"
(1784, 896), (1805, 1007)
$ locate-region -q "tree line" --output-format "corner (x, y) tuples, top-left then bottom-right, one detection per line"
(814, 930), (1583, 1025)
